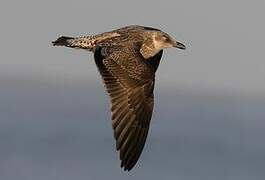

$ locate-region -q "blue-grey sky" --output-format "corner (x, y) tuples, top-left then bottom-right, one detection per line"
(0, 0), (265, 180)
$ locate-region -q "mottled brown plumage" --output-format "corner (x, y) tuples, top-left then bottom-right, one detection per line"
(52, 25), (185, 171)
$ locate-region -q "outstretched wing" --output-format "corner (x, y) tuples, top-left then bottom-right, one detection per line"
(94, 44), (163, 171)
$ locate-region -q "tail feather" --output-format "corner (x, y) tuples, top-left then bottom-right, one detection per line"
(52, 36), (74, 46)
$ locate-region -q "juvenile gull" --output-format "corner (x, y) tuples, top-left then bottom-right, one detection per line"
(52, 25), (185, 171)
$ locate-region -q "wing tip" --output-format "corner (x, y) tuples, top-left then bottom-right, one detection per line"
(121, 161), (135, 171)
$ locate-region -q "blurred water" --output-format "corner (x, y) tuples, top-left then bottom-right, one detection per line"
(1, 76), (265, 180)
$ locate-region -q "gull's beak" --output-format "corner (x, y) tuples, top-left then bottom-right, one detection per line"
(173, 41), (186, 50)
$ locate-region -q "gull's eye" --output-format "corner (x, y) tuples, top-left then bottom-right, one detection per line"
(162, 36), (167, 40)
(162, 35), (171, 43)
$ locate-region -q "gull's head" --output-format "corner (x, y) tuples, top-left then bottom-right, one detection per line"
(152, 31), (186, 51)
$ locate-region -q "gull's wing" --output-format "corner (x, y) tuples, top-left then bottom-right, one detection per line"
(94, 43), (163, 171)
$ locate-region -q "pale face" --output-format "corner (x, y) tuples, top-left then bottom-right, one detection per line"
(140, 30), (186, 59)
(152, 32), (186, 51)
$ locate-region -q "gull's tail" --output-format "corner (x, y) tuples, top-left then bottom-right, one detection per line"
(52, 36), (75, 46)
(52, 32), (120, 51)
(52, 36), (95, 51)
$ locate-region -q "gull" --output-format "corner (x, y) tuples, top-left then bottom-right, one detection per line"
(52, 25), (185, 171)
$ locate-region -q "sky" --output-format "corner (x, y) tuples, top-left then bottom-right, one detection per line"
(0, 0), (265, 180)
